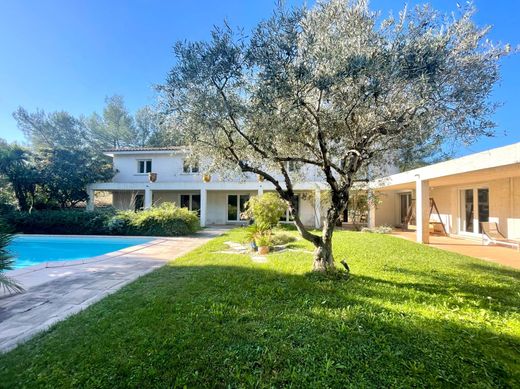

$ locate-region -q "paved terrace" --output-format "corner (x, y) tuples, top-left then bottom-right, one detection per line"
(392, 230), (520, 269)
(0, 227), (228, 353)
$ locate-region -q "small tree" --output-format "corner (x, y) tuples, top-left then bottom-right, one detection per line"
(160, 0), (510, 271)
(244, 193), (287, 232)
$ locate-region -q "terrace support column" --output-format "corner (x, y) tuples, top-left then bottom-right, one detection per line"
(258, 185), (264, 196)
(86, 188), (95, 212)
(144, 187), (153, 209)
(314, 188), (321, 228)
(415, 176), (430, 244)
(200, 188), (207, 227)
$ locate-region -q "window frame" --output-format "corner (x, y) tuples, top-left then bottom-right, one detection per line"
(179, 193), (201, 215)
(227, 194), (250, 222)
(137, 159), (152, 174)
(182, 160), (199, 174)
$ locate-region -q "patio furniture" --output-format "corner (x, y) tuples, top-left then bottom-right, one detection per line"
(404, 198), (448, 236)
(481, 222), (520, 251)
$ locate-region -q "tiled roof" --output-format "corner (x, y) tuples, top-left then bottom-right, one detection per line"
(103, 146), (183, 153)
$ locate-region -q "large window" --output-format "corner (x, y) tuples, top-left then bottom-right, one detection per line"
(227, 194), (250, 221)
(183, 160), (199, 174)
(280, 195), (300, 222)
(180, 194), (201, 215)
(137, 159), (152, 174)
(460, 187), (489, 234)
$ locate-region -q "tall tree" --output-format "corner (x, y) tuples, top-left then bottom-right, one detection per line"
(86, 95), (135, 149)
(13, 108), (90, 150)
(160, 0), (510, 271)
(36, 148), (114, 208)
(134, 106), (183, 147)
(0, 142), (39, 212)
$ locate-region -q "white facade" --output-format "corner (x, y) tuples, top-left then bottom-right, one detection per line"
(87, 147), (327, 227)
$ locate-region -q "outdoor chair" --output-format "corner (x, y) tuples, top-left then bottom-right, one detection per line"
(481, 222), (520, 251)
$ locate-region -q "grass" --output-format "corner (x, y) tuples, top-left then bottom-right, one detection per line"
(1, 228), (519, 388)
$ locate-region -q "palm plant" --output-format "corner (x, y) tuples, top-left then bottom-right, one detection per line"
(0, 227), (24, 294)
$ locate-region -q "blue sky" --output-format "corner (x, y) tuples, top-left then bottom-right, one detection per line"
(0, 0), (518, 156)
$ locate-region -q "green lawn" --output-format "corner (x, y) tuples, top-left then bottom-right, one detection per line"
(1, 229), (519, 388)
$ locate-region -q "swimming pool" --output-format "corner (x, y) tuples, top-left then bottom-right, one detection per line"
(8, 235), (154, 269)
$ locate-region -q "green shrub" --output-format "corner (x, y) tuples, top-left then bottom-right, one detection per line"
(109, 203), (200, 236)
(4, 203), (200, 237)
(270, 232), (297, 246)
(276, 223), (297, 231)
(244, 193), (287, 232)
(5, 209), (114, 235)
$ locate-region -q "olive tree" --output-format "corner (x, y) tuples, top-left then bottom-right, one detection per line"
(160, 0), (510, 271)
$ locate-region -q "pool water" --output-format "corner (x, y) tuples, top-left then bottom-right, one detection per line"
(8, 235), (153, 269)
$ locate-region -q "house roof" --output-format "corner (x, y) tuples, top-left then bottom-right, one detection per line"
(371, 141), (520, 190)
(103, 146), (183, 153)
(103, 146), (185, 156)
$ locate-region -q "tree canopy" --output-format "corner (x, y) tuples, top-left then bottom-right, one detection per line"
(160, 0), (510, 271)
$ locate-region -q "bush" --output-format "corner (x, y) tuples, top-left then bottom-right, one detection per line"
(5, 209), (114, 235)
(270, 233), (297, 246)
(106, 203), (200, 236)
(5, 203), (200, 237)
(243, 193), (287, 231)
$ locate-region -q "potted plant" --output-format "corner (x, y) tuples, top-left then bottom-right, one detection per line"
(256, 233), (271, 255)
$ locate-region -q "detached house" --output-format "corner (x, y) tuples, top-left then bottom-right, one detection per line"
(86, 147), (332, 227)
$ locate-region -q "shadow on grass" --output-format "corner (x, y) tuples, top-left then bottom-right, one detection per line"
(1, 263), (518, 388)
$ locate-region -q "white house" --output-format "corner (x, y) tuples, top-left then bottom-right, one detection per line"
(368, 142), (520, 244)
(87, 147), (330, 227)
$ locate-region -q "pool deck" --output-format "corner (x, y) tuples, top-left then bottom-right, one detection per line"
(0, 227), (229, 353)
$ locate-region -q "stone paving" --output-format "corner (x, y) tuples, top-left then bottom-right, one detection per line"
(392, 230), (520, 269)
(0, 227), (228, 353)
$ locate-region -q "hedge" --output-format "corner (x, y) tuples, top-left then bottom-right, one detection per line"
(5, 203), (200, 237)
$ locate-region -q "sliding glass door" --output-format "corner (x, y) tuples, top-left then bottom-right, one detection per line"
(459, 187), (489, 234)
(227, 194), (250, 222)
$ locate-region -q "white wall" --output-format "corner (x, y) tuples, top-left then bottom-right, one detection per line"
(111, 152), (322, 184)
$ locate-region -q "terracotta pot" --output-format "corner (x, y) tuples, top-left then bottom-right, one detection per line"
(258, 246), (270, 255)
(148, 172), (157, 183)
(202, 174), (211, 183)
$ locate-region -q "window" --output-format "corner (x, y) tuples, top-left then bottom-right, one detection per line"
(137, 160), (152, 174)
(183, 160), (199, 174)
(227, 194), (250, 221)
(287, 161), (299, 172)
(180, 194), (201, 215)
(280, 195), (299, 222)
(134, 194), (144, 212)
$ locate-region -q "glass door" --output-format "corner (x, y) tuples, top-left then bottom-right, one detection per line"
(400, 193), (412, 225)
(460, 189), (474, 233)
(227, 194), (250, 221)
(477, 188), (489, 233)
(459, 187), (489, 234)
